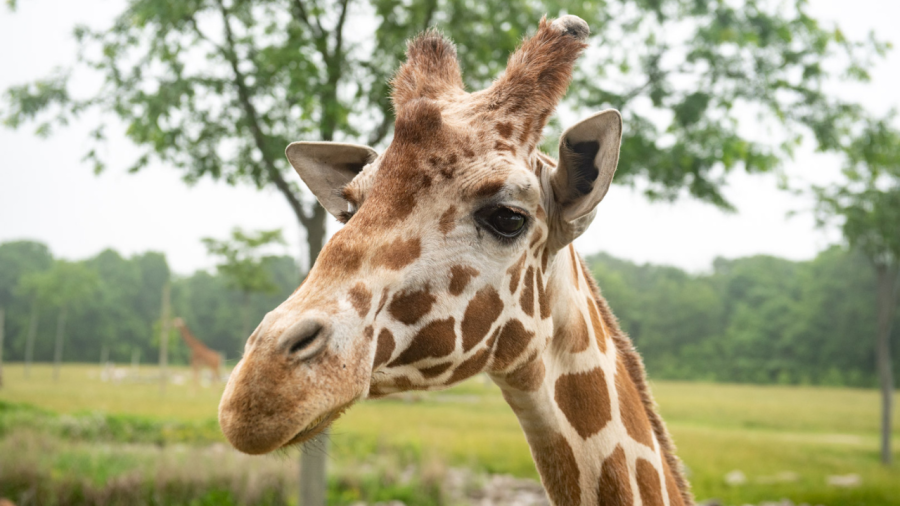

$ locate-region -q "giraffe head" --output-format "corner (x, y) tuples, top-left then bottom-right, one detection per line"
(218, 15), (623, 455)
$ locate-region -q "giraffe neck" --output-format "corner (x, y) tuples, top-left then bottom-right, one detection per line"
(176, 324), (208, 354)
(491, 246), (691, 506)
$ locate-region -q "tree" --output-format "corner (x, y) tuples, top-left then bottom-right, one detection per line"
(202, 228), (286, 338)
(814, 114), (900, 465)
(2, 0), (884, 267)
(18, 261), (100, 381)
(0, 241), (53, 377)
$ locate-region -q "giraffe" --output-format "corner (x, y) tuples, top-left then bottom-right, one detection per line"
(172, 317), (222, 384)
(218, 15), (693, 506)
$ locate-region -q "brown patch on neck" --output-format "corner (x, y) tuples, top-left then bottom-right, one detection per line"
(388, 317), (456, 367)
(598, 445), (634, 506)
(374, 287), (390, 319)
(579, 257), (695, 505)
(585, 296), (608, 353)
(372, 329), (396, 369)
(373, 238), (422, 270)
(519, 266), (535, 317)
(503, 353), (545, 391)
(552, 309), (589, 354)
(537, 269), (551, 319)
(447, 346), (491, 384)
(616, 359), (654, 448)
(461, 286), (503, 352)
(448, 265), (479, 296)
(495, 121), (514, 139)
(348, 283), (372, 318)
(439, 206), (457, 235)
(664, 459), (686, 506)
(568, 244), (580, 290)
(507, 252), (527, 293)
(420, 361), (453, 379)
(636, 458), (665, 506)
(554, 367), (612, 439)
(530, 431), (581, 506)
(388, 287), (436, 325)
(491, 319), (534, 371)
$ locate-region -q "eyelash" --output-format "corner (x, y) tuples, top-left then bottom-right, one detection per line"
(337, 210), (356, 224)
(474, 205), (530, 245)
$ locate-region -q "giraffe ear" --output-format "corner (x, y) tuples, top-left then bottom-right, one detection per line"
(548, 109), (622, 244)
(286, 142), (379, 218)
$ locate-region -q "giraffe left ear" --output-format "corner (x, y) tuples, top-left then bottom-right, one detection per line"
(286, 142), (379, 218)
(548, 109), (622, 244)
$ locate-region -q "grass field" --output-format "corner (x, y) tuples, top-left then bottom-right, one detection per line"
(1, 363), (899, 505)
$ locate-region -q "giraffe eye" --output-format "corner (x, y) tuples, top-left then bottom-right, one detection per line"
(476, 206), (528, 240)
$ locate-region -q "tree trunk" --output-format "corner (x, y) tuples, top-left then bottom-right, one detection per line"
(52, 305), (67, 382)
(305, 205), (328, 274)
(159, 282), (171, 395)
(299, 208), (328, 506)
(24, 301), (37, 378)
(241, 291), (252, 339)
(0, 306), (5, 388)
(875, 263), (899, 466)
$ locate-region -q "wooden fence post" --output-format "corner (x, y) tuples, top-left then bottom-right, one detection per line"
(0, 307), (5, 388)
(24, 302), (37, 378)
(300, 430), (328, 506)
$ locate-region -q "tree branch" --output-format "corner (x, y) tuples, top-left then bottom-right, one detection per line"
(334, 0), (350, 59)
(318, 0), (351, 141)
(214, 0), (310, 225)
(291, 0), (327, 58)
(422, 0), (437, 30)
(367, 110), (393, 146)
(186, 15), (226, 55)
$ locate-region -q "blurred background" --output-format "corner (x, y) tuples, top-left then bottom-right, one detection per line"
(0, 0), (898, 505)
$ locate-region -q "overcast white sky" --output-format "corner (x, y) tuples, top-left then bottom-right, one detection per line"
(1, 1), (898, 275)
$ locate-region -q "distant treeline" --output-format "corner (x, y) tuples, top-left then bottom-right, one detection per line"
(0, 240), (299, 367)
(0, 240), (896, 387)
(587, 248), (899, 387)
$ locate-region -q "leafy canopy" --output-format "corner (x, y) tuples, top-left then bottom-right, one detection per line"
(814, 114), (900, 268)
(17, 260), (100, 310)
(2, 0), (886, 218)
(202, 228), (286, 295)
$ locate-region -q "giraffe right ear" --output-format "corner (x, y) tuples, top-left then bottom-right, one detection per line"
(548, 109), (622, 246)
(286, 142), (379, 218)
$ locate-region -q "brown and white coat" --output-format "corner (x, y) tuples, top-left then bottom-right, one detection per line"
(218, 15), (693, 506)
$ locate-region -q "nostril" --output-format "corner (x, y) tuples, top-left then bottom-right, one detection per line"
(280, 319), (327, 358)
(290, 326), (321, 354)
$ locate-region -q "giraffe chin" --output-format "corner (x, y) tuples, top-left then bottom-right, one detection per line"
(280, 403), (352, 449)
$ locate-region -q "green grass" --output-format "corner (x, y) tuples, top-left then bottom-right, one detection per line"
(1, 363), (899, 505)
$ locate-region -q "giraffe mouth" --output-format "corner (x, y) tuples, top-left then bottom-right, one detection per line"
(281, 402), (352, 448)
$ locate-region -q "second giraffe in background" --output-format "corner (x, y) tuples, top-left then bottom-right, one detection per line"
(172, 317), (222, 384)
